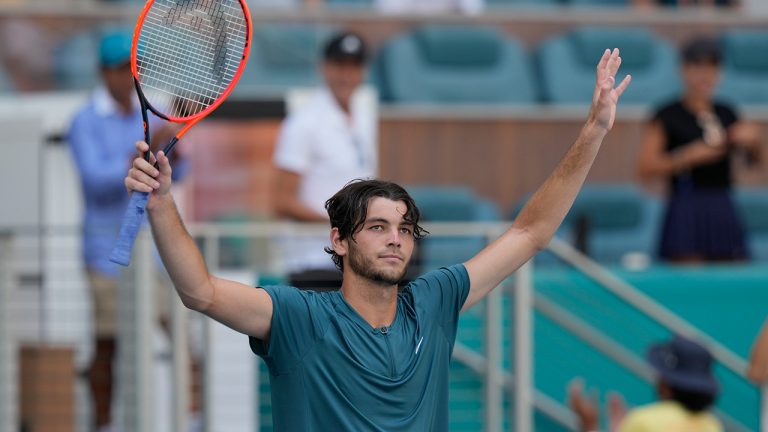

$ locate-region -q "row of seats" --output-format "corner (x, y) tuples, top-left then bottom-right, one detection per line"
(413, 184), (768, 270)
(86, 0), (732, 7)
(16, 24), (768, 107)
(237, 24), (768, 106)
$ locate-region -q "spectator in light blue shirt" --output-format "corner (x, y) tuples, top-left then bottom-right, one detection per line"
(67, 29), (189, 432)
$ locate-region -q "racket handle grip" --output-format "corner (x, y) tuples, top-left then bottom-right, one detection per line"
(109, 192), (150, 266)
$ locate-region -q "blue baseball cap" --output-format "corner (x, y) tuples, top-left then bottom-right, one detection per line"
(99, 29), (132, 68)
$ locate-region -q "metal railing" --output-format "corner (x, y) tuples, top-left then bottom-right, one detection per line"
(184, 221), (765, 431)
(0, 232), (17, 432)
(0, 222), (764, 431)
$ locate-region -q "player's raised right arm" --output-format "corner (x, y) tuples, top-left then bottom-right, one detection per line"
(125, 141), (273, 341)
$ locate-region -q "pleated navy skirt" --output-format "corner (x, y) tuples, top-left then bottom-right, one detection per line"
(659, 186), (750, 261)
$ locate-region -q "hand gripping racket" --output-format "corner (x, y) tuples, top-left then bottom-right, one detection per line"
(109, 0), (252, 266)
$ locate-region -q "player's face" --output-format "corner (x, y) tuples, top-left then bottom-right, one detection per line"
(322, 59), (365, 107)
(102, 62), (134, 107)
(345, 197), (415, 286)
(682, 62), (721, 99)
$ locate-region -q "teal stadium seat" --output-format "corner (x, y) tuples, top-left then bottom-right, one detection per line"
(511, 184), (662, 264)
(53, 29), (100, 90)
(406, 185), (500, 272)
(567, 0), (630, 5)
(565, 183), (662, 263)
(537, 27), (680, 105)
(717, 30), (768, 106)
(374, 25), (537, 104)
(486, 0), (559, 7)
(233, 24), (334, 97)
(734, 187), (768, 261)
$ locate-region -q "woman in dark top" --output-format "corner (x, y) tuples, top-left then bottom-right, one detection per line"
(637, 36), (762, 263)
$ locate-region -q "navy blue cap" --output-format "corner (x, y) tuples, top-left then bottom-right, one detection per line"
(647, 335), (719, 396)
(323, 31), (367, 64)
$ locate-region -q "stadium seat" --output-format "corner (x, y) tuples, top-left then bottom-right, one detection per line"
(568, 183), (662, 263)
(733, 187), (768, 261)
(717, 30), (768, 106)
(374, 25), (537, 104)
(53, 29), (100, 91)
(406, 185), (500, 271)
(512, 183), (662, 264)
(486, 0), (559, 6)
(537, 27), (680, 105)
(567, 0), (631, 6)
(232, 24), (334, 97)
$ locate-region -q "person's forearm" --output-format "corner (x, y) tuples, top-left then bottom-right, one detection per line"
(512, 122), (607, 248)
(640, 140), (709, 179)
(275, 197), (327, 222)
(147, 193), (214, 311)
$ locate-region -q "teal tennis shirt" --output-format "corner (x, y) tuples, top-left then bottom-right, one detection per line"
(250, 264), (470, 431)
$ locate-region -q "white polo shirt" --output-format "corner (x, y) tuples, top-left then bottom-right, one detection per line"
(273, 86), (377, 272)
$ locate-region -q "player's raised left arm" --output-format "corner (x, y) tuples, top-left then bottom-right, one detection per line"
(462, 48), (631, 312)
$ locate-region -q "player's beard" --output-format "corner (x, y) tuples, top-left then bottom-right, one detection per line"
(347, 243), (408, 286)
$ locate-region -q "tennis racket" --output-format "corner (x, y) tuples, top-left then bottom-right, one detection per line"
(109, 0), (252, 266)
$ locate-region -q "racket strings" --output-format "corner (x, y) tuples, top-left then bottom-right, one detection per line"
(136, 0), (247, 119)
(142, 4), (239, 113)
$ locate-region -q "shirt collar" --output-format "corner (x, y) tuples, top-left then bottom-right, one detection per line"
(319, 86), (356, 124)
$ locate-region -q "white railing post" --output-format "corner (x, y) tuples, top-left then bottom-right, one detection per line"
(513, 261), (534, 432)
(484, 286), (503, 432)
(202, 231), (219, 432)
(123, 230), (154, 432)
(171, 293), (190, 432)
(0, 232), (17, 432)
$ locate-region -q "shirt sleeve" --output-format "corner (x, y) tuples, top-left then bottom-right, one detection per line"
(410, 264), (471, 342)
(273, 114), (313, 174)
(67, 110), (133, 199)
(249, 285), (327, 374)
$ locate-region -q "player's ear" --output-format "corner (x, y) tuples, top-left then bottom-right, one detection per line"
(330, 228), (348, 257)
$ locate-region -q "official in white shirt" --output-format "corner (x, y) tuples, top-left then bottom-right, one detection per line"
(272, 31), (378, 290)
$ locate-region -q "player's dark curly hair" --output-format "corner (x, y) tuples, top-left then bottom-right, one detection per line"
(324, 179), (428, 272)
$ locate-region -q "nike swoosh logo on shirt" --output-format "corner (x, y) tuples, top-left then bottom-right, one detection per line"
(415, 336), (424, 355)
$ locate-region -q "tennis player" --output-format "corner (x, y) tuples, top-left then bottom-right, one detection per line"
(124, 48), (630, 430)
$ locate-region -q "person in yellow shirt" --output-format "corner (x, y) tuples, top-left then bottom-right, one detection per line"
(569, 335), (722, 432)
